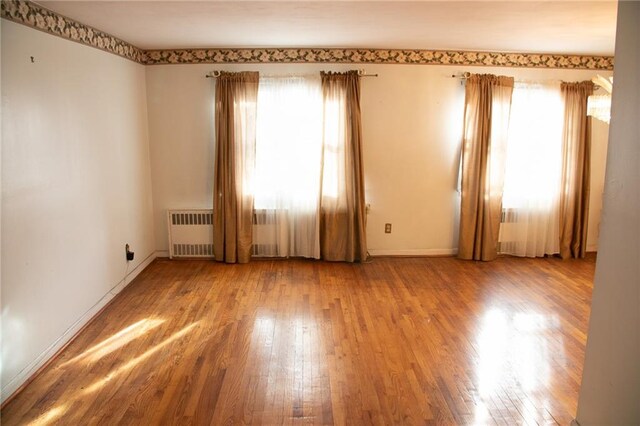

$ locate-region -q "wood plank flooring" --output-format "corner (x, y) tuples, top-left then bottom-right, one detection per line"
(2, 255), (595, 425)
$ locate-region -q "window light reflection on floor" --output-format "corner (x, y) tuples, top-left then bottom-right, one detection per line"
(82, 322), (199, 395)
(476, 309), (561, 396)
(476, 309), (509, 396)
(27, 403), (68, 426)
(60, 318), (165, 367)
(252, 315), (276, 358)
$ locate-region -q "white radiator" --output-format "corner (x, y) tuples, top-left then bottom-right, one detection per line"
(166, 209), (276, 259)
(167, 209), (214, 259)
(498, 208), (519, 252)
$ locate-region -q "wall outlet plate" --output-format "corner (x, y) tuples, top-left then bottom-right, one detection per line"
(125, 244), (134, 261)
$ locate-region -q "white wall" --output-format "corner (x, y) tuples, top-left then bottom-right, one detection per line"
(146, 63), (610, 256)
(1, 21), (155, 400)
(575, 1), (640, 423)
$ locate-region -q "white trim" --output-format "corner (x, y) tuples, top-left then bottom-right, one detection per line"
(586, 244), (598, 253)
(159, 248), (458, 258)
(368, 248), (458, 257)
(1, 251), (157, 403)
(155, 250), (170, 258)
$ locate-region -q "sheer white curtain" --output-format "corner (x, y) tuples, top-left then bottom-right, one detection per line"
(499, 82), (564, 257)
(252, 75), (323, 258)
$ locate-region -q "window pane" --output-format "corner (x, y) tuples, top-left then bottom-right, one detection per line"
(502, 83), (564, 209)
(254, 76), (323, 211)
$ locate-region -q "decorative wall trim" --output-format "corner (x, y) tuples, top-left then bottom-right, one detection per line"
(144, 48), (614, 70)
(1, 0), (145, 63)
(1, 0), (615, 70)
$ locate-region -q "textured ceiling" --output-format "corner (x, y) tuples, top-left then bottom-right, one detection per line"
(37, 1), (617, 55)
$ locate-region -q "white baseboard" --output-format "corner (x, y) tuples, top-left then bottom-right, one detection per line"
(158, 248), (458, 259)
(1, 251), (157, 404)
(155, 250), (169, 258)
(368, 248), (458, 257)
(586, 244), (598, 253)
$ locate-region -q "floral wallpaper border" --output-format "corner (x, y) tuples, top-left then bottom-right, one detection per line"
(2, 0), (614, 71)
(144, 48), (614, 70)
(1, 0), (145, 63)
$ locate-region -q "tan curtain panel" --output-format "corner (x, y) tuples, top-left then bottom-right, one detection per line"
(458, 74), (515, 261)
(213, 72), (259, 263)
(559, 81), (594, 259)
(319, 71), (368, 262)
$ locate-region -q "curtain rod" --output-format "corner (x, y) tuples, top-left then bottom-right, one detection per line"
(451, 72), (600, 86)
(205, 69), (378, 78)
(451, 72), (605, 90)
(452, 72), (472, 80)
(357, 70), (378, 77)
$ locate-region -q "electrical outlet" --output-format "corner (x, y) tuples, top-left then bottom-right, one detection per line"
(125, 243), (135, 261)
(385, 223), (392, 233)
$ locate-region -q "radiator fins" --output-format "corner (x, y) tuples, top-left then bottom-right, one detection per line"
(172, 244), (214, 257)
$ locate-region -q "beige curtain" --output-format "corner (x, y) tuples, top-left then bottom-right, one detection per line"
(458, 74), (514, 261)
(213, 72), (259, 263)
(319, 71), (368, 262)
(559, 81), (594, 259)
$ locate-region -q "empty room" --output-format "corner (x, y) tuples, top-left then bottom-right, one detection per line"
(1, 0), (638, 424)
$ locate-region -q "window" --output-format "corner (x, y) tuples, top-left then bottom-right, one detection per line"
(254, 76), (323, 211)
(499, 82), (564, 257)
(252, 75), (325, 258)
(502, 82), (564, 209)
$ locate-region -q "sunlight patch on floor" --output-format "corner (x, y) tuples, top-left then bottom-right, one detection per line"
(26, 404), (67, 426)
(82, 321), (199, 395)
(61, 318), (165, 367)
(475, 308), (563, 424)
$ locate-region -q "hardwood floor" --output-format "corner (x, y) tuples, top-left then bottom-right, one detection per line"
(2, 255), (595, 425)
